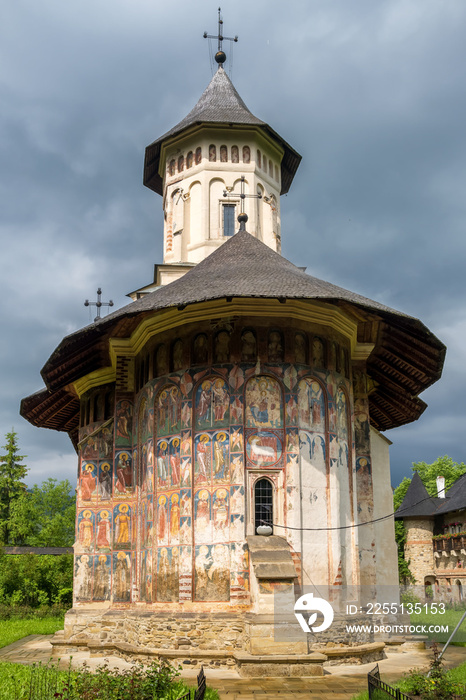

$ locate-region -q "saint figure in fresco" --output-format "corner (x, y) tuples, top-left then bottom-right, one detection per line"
(158, 548), (170, 600)
(172, 340), (183, 371)
(213, 490), (228, 533)
(312, 338), (324, 367)
(196, 436), (209, 482)
(99, 464), (112, 500)
(196, 382), (211, 424)
(170, 439), (181, 486)
(180, 458), (191, 487)
(214, 331), (230, 363)
(294, 333), (307, 364)
(94, 555), (110, 599)
(195, 546), (211, 597)
(75, 555), (92, 599)
(96, 511), (111, 549)
(268, 331), (283, 362)
(116, 401), (131, 440)
(115, 453), (132, 493)
(212, 380), (228, 421)
(170, 494), (180, 540)
(80, 464), (96, 500)
(115, 552), (130, 602)
(157, 496), (167, 541)
(157, 442), (169, 487)
(78, 511), (94, 549)
(114, 504), (130, 545)
(193, 334), (208, 364)
(241, 330), (256, 361)
(213, 435), (226, 479)
(196, 491), (210, 532)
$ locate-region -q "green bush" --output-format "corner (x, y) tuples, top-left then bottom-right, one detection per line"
(0, 553), (73, 608)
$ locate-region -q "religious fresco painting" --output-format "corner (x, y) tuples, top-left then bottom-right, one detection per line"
(194, 543), (230, 601)
(245, 376), (283, 429)
(115, 399), (132, 447)
(156, 386), (181, 436)
(140, 550), (153, 602)
(80, 462), (97, 502)
(195, 378), (229, 429)
(113, 503), (131, 549)
(298, 378), (325, 432)
(157, 546), (179, 602)
(114, 450), (133, 496)
(113, 551), (131, 602)
(95, 509), (112, 551)
(194, 489), (212, 544)
(168, 493), (181, 545)
(99, 462), (113, 501)
(157, 494), (169, 546)
(77, 509), (95, 552)
(212, 487), (229, 541)
(93, 554), (111, 601)
(75, 555), (93, 601)
(246, 431), (283, 468)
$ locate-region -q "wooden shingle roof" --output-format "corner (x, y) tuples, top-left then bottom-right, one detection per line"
(143, 66), (301, 196)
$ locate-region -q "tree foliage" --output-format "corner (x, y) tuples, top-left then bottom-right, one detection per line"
(0, 430), (28, 545)
(394, 456), (466, 584)
(9, 478), (76, 547)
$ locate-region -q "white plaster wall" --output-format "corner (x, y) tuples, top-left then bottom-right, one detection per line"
(370, 427), (399, 601)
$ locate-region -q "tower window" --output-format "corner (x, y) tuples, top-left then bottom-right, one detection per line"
(254, 478), (273, 533)
(223, 204), (235, 237)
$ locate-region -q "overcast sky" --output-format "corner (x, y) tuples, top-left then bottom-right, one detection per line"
(1, 0), (465, 489)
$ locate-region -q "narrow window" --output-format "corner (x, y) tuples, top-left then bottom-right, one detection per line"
(231, 145), (239, 163)
(256, 149), (261, 169)
(195, 147), (202, 164)
(255, 478), (273, 533)
(243, 146), (250, 163)
(169, 160), (175, 176)
(177, 155), (184, 173)
(220, 145), (228, 162)
(223, 204), (235, 237)
(186, 151), (193, 168)
(209, 144), (216, 162)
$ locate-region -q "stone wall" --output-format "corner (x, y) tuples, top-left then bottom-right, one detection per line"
(404, 518), (434, 584)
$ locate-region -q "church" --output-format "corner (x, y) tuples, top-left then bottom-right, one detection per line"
(21, 25), (445, 675)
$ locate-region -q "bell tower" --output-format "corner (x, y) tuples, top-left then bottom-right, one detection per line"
(138, 24), (301, 293)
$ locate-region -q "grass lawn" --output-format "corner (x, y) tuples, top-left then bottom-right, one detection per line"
(0, 616), (64, 650)
(410, 605), (466, 645)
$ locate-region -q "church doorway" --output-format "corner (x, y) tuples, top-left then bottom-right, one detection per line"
(254, 478), (273, 533)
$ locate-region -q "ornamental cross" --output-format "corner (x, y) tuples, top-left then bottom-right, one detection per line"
(204, 7), (238, 65)
(223, 176), (262, 231)
(84, 288), (114, 323)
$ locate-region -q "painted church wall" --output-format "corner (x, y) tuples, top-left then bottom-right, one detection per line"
(73, 320), (379, 610)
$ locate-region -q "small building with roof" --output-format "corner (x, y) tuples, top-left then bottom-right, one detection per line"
(21, 30), (445, 672)
(395, 472), (466, 602)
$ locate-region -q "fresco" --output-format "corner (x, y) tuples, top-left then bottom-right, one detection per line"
(212, 488), (229, 541)
(95, 509), (111, 551)
(246, 431), (283, 467)
(80, 462), (97, 502)
(115, 399), (132, 446)
(113, 551), (131, 602)
(298, 378), (325, 432)
(195, 378), (229, 429)
(114, 451), (132, 496)
(157, 437), (180, 489)
(156, 386), (181, 436)
(194, 544), (230, 601)
(169, 493), (180, 544)
(75, 554), (93, 600)
(93, 554), (111, 601)
(245, 376), (283, 428)
(77, 510), (95, 552)
(268, 331), (284, 363)
(194, 489), (212, 544)
(157, 546), (179, 602)
(140, 550), (153, 602)
(113, 503), (131, 549)
(99, 463), (112, 501)
(157, 494), (169, 546)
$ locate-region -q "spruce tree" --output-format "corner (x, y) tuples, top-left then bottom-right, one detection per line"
(0, 430), (28, 545)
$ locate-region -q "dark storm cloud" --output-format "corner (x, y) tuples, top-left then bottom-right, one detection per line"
(1, 0), (466, 487)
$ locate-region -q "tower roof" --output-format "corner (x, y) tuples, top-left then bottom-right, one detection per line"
(143, 66), (301, 196)
(21, 229), (445, 440)
(394, 472), (441, 518)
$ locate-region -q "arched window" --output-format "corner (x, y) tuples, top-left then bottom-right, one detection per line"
(169, 160), (175, 176)
(186, 151), (193, 168)
(195, 147), (202, 164)
(209, 144), (216, 162)
(231, 145), (239, 163)
(220, 145), (228, 162)
(269, 160), (273, 177)
(256, 149), (261, 169)
(177, 155), (184, 173)
(255, 478), (273, 533)
(243, 146), (250, 163)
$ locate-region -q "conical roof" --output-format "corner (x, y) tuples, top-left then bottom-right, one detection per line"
(21, 229), (445, 439)
(394, 472), (441, 518)
(143, 66), (301, 196)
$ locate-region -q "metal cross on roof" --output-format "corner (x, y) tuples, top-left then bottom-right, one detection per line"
(203, 7), (238, 65)
(223, 176), (262, 231)
(84, 288), (114, 323)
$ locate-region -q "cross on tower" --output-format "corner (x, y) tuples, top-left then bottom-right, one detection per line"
(203, 7), (238, 65)
(84, 288), (114, 323)
(223, 176), (262, 232)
